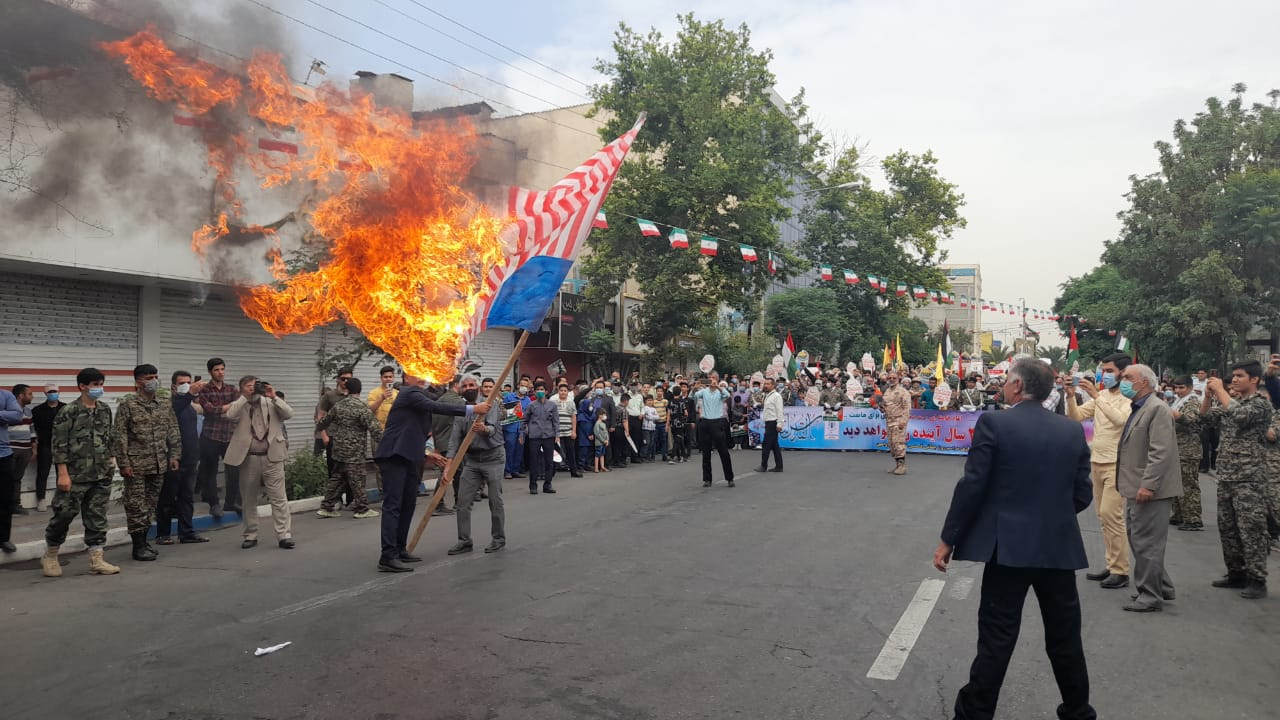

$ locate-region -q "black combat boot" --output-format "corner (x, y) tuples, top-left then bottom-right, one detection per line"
(1240, 580), (1267, 600)
(131, 531), (157, 561)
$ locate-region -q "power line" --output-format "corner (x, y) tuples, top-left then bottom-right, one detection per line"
(299, 0), (604, 128)
(239, 0), (600, 139)
(367, 0), (593, 102)
(400, 0), (593, 90)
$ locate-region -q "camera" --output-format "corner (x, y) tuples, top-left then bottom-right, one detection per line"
(254, 380), (270, 395)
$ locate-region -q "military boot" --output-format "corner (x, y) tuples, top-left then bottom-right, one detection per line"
(1240, 580), (1267, 600)
(892, 458), (907, 476)
(41, 545), (62, 578)
(88, 547), (120, 575)
(131, 532), (157, 561)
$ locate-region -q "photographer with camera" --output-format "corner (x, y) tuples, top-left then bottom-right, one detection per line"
(226, 375), (295, 550)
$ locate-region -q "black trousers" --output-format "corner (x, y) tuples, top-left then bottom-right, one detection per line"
(609, 426), (629, 467)
(954, 563), (1095, 720)
(376, 457), (422, 561)
(760, 420), (782, 470)
(627, 416), (644, 459)
(0, 455), (14, 543)
(196, 438), (239, 509)
(156, 461), (198, 538)
(1200, 425), (1220, 472)
(35, 443), (53, 501)
(697, 418), (734, 484)
(529, 436), (556, 486)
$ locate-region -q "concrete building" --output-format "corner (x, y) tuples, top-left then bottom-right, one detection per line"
(909, 264), (983, 354)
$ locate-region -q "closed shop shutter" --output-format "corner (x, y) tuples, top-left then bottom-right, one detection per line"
(465, 329), (515, 385)
(157, 288), (324, 446)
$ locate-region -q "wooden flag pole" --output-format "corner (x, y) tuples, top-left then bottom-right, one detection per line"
(407, 330), (531, 553)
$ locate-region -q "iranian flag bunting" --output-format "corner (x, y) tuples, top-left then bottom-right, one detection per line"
(868, 275), (880, 290)
(669, 228), (689, 248)
(593, 210), (608, 229)
(768, 252), (779, 275)
(636, 218), (661, 237)
(913, 286), (926, 299)
(844, 270), (860, 285)
(740, 244), (758, 262)
(820, 265), (833, 281)
(930, 290), (940, 303)
(896, 282), (907, 296)
(700, 236), (718, 256)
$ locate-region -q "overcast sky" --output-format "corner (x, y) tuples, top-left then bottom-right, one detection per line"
(192, 0), (1280, 345)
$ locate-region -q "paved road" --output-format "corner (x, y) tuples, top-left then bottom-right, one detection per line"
(3, 449), (1278, 719)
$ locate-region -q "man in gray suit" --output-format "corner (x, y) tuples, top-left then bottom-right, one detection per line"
(1116, 363), (1182, 612)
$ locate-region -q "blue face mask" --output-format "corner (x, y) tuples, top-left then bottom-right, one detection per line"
(87, 387), (104, 400)
(1118, 380), (1137, 399)
(46, 392), (59, 402)
(1101, 372), (1118, 389)
(595, 388), (604, 396)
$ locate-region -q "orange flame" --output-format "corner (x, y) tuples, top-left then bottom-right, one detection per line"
(100, 30), (507, 382)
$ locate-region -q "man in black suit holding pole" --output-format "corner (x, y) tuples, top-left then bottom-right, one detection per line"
(374, 370), (489, 573)
(934, 358), (1097, 720)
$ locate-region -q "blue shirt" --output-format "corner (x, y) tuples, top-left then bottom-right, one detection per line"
(0, 389), (25, 458)
(693, 388), (729, 420)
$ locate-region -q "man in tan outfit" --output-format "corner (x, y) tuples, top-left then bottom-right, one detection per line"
(225, 376), (295, 550)
(1066, 353), (1133, 589)
(882, 373), (912, 475)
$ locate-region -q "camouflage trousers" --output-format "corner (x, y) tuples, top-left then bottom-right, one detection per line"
(1266, 482), (1280, 537)
(1171, 457), (1202, 525)
(45, 481), (112, 547)
(1217, 481), (1270, 582)
(123, 473), (163, 535)
(887, 422), (907, 459)
(322, 462), (369, 513)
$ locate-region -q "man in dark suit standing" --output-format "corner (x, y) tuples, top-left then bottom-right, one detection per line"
(373, 370), (489, 573)
(934, 358), (1097, 720)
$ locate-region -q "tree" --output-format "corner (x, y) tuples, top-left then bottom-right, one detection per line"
(982, 345), (1014, 366)
(584, 15), (823, 348)
(764, 287), (850, 361)
(1037, 345), (1067, 371)
(694, 323), (774, 379)
(1053, 265), (1137, 365)
(797, 144), (965, 359)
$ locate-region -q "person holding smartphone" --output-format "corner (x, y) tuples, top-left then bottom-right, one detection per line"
(225, 376), (295, 550)
(367, 365), (399, 427)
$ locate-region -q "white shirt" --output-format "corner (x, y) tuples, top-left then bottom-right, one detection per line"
(763, 390), (785, 423)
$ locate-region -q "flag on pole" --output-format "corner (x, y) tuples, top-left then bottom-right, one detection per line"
(768, 252), (779, 275)
(636, 218), (661, 237)
(668, 228), (689, 248)
(844, 270), (860, 285)
(895, 333), (904, 369)
(1116, 334), (1130, 352)
(820, 265), (833, 281)
(935, 344), (945, 382)
(942, 319), (953, 370)
(460, 115), (644, 359)
(896, 282), (907, 296)
(883, 344), (892, 371)
(1066, 324), (1080, 372)
(700, 236), (718, 256)
(782, 331), (797, 380)
(740, 244), (758, 262)
(593, 210), (608, 229)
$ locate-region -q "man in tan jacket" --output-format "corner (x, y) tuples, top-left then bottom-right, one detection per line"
(226, 376), (295, 550)
(1116, 364), (1182, 612)
(1066, 353), (1133, 589)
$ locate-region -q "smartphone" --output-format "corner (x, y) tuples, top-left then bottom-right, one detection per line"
(1072, 376), (1080, 387)
(194, 375), (202, 382)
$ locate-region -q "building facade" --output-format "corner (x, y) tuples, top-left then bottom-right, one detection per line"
(909, 264), (983, 354)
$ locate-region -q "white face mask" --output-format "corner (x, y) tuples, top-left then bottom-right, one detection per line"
(175, 383), (191, 395)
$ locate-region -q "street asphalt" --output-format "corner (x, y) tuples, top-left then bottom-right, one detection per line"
(2, 448), (1278, 719)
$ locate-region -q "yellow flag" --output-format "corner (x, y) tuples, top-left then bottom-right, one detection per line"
(935, 344), (944, 382)
(883, 344), (891, 371)
(895, 334), (903, 369)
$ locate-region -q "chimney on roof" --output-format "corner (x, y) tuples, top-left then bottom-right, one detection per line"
(349, 71), (414, 112)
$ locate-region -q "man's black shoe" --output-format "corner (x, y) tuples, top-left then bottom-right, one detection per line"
(179, 535), (210, 544)
(542, 484), (556, 494)
(511, 472), (526, 479)
(754, 466), (768, 473)
(1240, 581), (1268, 600)
(484, 540), (505, 554)
(1085, 569), (1110, 581)
(702, 481), (712, 487)
(1121, 602), (1161, 613)
(432, 505), (454, 516)
(727, 480), (736, 487)
(12, 506), (28, 516)
(241, 539), (258, 549)
(768, 467), (783, 473)
(448, 542), (473, 555)
(1178, 522), (1204, 531)
(570, 471), (583, 478)
(1212, 574), (1248, 589)
(1, 541), (17, 553)
(398, 552), (423, 563)
(1099, 574), (1129, 589)
(529, 485), (538, 495)
(378, 558), (414, 572)
(278, 538), (296, 549)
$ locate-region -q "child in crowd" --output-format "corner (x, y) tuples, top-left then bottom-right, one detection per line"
(593, 409), (610, 473)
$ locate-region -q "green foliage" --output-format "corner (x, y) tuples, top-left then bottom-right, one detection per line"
(1053, 265), (1137, 364)
(582, 329), (637, 379)
(764, 287), (850, 360)
(695, 323), (775, 378)
(1061, 85), (1280, 372)
(1037, 345), (1067, 371)
(285, 451), (329, 500)
(585, 14), (824, 347)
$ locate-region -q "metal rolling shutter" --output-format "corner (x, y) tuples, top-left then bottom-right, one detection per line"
(157, 288), (324, 446)
(465, 329), (515, 385)
(0, 272), (139, 370)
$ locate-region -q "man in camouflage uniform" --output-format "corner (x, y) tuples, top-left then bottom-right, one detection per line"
(316, 377), (382, 519)
(1265, 411), (1280, 547)
(882, 372), (912, 475)
(1170, 376), (1204, 530)
(115, 364), (181, 561)
(42, 368), (120, 577)
(1200, 360), (1274, 599)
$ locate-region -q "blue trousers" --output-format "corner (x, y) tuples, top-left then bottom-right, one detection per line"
(577, 419), (595, 469)
(503, 425), (522, 475)
(651, 422), (669, 459)
(375, 457), (421, 561)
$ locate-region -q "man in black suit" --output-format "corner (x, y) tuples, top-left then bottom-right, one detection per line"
(373, 370), (489, 573)
(934, 358), (1097, 720)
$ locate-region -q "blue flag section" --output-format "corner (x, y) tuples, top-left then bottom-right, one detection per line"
(483, 255), (574, 333)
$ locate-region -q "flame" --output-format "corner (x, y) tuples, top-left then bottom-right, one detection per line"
(100, 30), (507, 382)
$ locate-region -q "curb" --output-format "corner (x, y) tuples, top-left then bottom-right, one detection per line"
(1, 496), (326, 566)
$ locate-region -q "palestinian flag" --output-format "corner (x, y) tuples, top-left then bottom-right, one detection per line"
(593, 210), (608, 229)
(1066, 324), (1080, 373)
(1116, 334), (1130, 352)
(636, 218), (661, 237)
(913, 286), (926, 299)
(740, 244), (758, 262)
(669, 228), (689, 248)
(700, 236), (718, 256)
(844, 270), (860, 285)
(895, 282), (907, 296)
(820, 265), (833, 281)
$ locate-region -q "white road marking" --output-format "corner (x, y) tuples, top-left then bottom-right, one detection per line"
(947, 576), (975, 600)
(866, 578), (946, 681)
